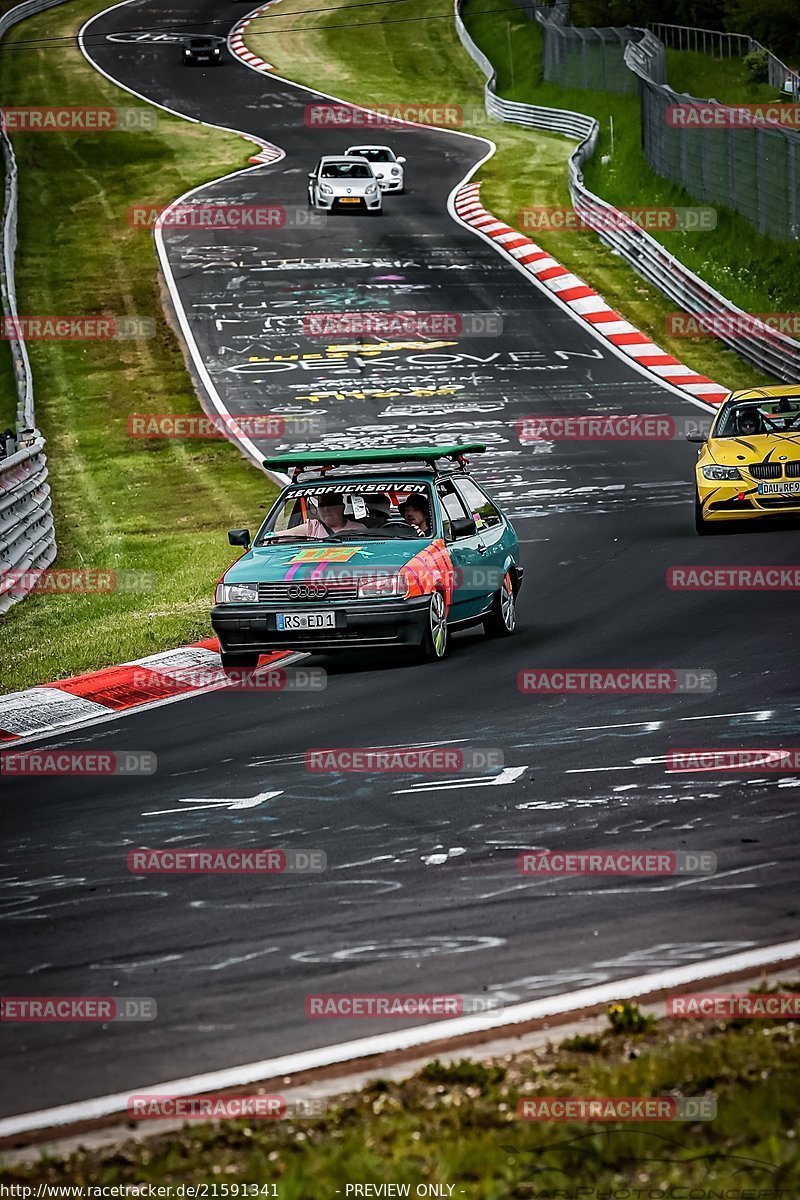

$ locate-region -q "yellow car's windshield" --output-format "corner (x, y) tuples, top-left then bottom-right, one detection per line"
(715, 399), (800, 438)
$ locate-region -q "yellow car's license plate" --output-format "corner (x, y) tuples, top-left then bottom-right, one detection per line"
(758, 481), (800, 495)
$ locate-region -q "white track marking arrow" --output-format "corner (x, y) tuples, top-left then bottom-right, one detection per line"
(393, 766), (527, 794)
(143, 791), (283, 817)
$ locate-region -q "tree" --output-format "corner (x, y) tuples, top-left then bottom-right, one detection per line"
(568, 0), (799, 58)
(724, 0), (800, 60)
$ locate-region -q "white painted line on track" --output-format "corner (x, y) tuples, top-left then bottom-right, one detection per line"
(2, 939), (799, 1139)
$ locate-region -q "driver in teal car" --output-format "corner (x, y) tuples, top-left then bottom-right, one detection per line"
(271, 490), (367, 540)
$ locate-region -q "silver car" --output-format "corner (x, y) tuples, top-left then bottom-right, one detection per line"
(307, 156), (382, 215)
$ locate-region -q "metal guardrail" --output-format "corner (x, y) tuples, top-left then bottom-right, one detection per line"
(617, 29), (665, 86)
(0, 436), (56, 616)
(453, 0), (800, 383)
(455, 3), (593, 139)
(0, 0), (67, 615)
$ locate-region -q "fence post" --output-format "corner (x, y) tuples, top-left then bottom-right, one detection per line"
(756, 129), (767, 237)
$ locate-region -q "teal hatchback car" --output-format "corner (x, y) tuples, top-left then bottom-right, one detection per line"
(211, 444), (523, 669)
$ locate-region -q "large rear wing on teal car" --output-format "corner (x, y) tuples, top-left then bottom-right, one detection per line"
(262, 443), (487, 480)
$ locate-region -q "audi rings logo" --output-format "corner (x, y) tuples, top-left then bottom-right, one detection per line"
(288, 583), (329, 600)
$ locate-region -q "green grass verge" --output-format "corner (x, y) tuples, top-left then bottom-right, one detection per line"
(5, 1002), (799, 1190)
(245, 0), (774, 392)
(0, 0), (278, 692)
(0, 330), (17, 432)
(664, 47), (782, 105)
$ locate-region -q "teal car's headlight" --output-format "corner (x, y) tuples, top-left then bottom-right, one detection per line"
(702, 465), (742, 481)
(358, 574), (407, 599)
(215, 582), (259, 604)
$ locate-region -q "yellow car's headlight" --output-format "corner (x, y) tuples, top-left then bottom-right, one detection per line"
(702, 465), (743, 481)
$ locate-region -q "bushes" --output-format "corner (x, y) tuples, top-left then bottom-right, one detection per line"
(743, 47), (770, 81)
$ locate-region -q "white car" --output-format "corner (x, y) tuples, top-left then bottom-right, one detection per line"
(307, 156), (382, 215)
(344, 145), (406, 192)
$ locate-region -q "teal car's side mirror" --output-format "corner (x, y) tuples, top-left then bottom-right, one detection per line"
(450, 516), (477, 539)
(228, 528), (251, 548)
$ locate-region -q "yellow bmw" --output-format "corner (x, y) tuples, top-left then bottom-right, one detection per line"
(688, 385), (800, 534)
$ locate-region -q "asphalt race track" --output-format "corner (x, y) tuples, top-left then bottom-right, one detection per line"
(1, 0), (799, 1120)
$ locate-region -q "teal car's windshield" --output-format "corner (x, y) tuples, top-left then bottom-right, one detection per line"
(257, 482), (435, 544)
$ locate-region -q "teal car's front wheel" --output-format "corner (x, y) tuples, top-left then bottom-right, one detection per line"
(419, 590), (449, 661)
(483, 570), (517, 637)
